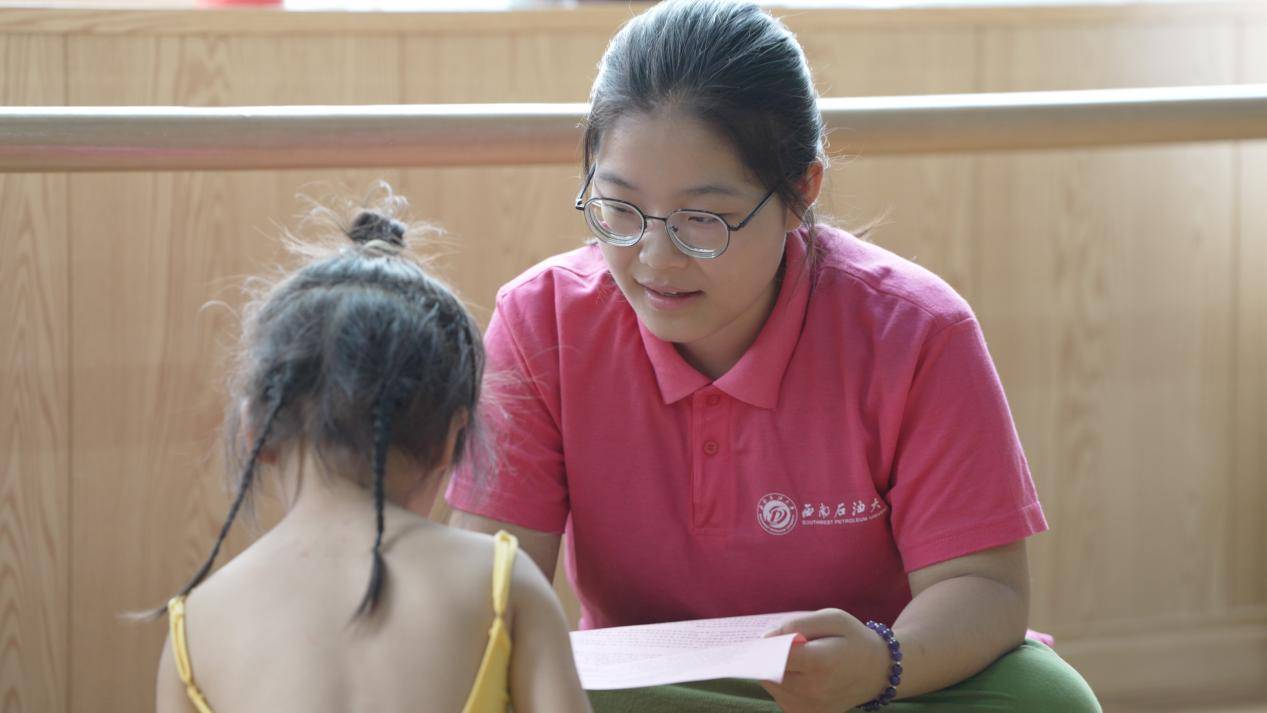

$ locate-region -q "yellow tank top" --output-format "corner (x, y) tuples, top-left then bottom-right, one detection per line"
(167, 530), (519, 713)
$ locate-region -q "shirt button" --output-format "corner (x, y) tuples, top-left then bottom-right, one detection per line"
(703, 440), (720, 456)
(705, 395), (721, 406)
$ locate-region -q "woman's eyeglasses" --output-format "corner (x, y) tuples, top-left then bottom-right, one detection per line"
(573, 166), (778, 260)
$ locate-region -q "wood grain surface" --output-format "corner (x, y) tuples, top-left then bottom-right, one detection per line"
(0, 32), (70, 713)
(0, 4), (1261, 710)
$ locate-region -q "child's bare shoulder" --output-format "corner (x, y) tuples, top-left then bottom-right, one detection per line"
(403, 527), (555, 614)
(392, 525), (509, 596)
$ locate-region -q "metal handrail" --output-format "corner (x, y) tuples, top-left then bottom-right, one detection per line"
(3, 84), (1266, 172)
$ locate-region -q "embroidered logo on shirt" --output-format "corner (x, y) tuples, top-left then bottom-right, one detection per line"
(757, 493), (798, 535)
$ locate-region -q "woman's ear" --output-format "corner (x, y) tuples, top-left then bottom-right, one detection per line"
(437, 409), (471, 473)
(782, 159), (825, 233)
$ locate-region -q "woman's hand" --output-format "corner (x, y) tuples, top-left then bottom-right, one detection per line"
(761, 608), (893, 713)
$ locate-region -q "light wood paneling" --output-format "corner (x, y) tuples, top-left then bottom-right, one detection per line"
(1232, 23), (1267, 611)
(0, 4), (1257, 711)
(1064, 622), (1267, 703)
(399, 32), (611, 325)
(6, 3), (1267, 37)
(976, 22), (1239, 648)
(0, 5), (651, 37)
(799, 28), (980, 300)
(0, 33), (70, 713)
(65, 34), (402, 710)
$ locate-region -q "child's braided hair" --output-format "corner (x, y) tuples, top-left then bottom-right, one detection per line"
(161, 186), (484, 619)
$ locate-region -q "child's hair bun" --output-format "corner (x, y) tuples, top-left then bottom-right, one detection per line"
(347, 210), (407, 251)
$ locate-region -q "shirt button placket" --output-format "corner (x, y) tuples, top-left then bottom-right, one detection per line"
(702, 390), (724, 458)
(693, 389), (730, 530)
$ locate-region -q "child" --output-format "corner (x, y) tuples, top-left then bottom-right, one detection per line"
(153, 192), (592, 713)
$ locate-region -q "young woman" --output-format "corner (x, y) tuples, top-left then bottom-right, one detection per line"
(448, 1), (1101, 710)
(153, 197), (591, 713)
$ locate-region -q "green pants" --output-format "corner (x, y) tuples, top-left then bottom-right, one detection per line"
(588, 640), (1101, 713)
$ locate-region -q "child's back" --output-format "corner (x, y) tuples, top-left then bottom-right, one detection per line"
(152, 198), (589, 713)
(162, 503), (578, 712)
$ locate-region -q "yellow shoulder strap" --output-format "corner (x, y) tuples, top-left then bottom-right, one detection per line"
(490, 531), (519, 618)
(167, 595), (216, 713)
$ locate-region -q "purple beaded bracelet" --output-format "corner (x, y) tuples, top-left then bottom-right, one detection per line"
(860, 621), (903, 711)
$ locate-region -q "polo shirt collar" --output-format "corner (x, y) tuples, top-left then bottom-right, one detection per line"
(637, 231), (811, 409)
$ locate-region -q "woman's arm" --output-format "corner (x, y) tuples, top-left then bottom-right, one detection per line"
(449, 508), (563, 582)
(508, 549), (593, 713)
(890, 539), (1030, 696)
(763, 540), (1030, 712)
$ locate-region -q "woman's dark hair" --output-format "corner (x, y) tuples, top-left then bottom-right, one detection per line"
(160, 187), (484, 620)
(582, 0), (826, 253)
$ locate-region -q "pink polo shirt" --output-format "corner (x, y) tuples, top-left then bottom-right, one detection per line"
(447, 225), (1046, 630)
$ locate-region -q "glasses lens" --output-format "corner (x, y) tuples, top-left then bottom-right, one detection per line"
(585, 199), (644, 246)
(667, 211), (729, 256)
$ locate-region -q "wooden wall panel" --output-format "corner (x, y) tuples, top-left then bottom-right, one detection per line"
(797, 28), (980, 301)
(975, 22), (1242, 696)
(399, 32), (612, 328)
(0, 4), (1257, 711)
(1232, 23), (1267, 612)
(65, 34), (402, 711)
(0, 33), (69, 713)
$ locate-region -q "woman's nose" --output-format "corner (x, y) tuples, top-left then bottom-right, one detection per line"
(638, 219), (690, 271)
